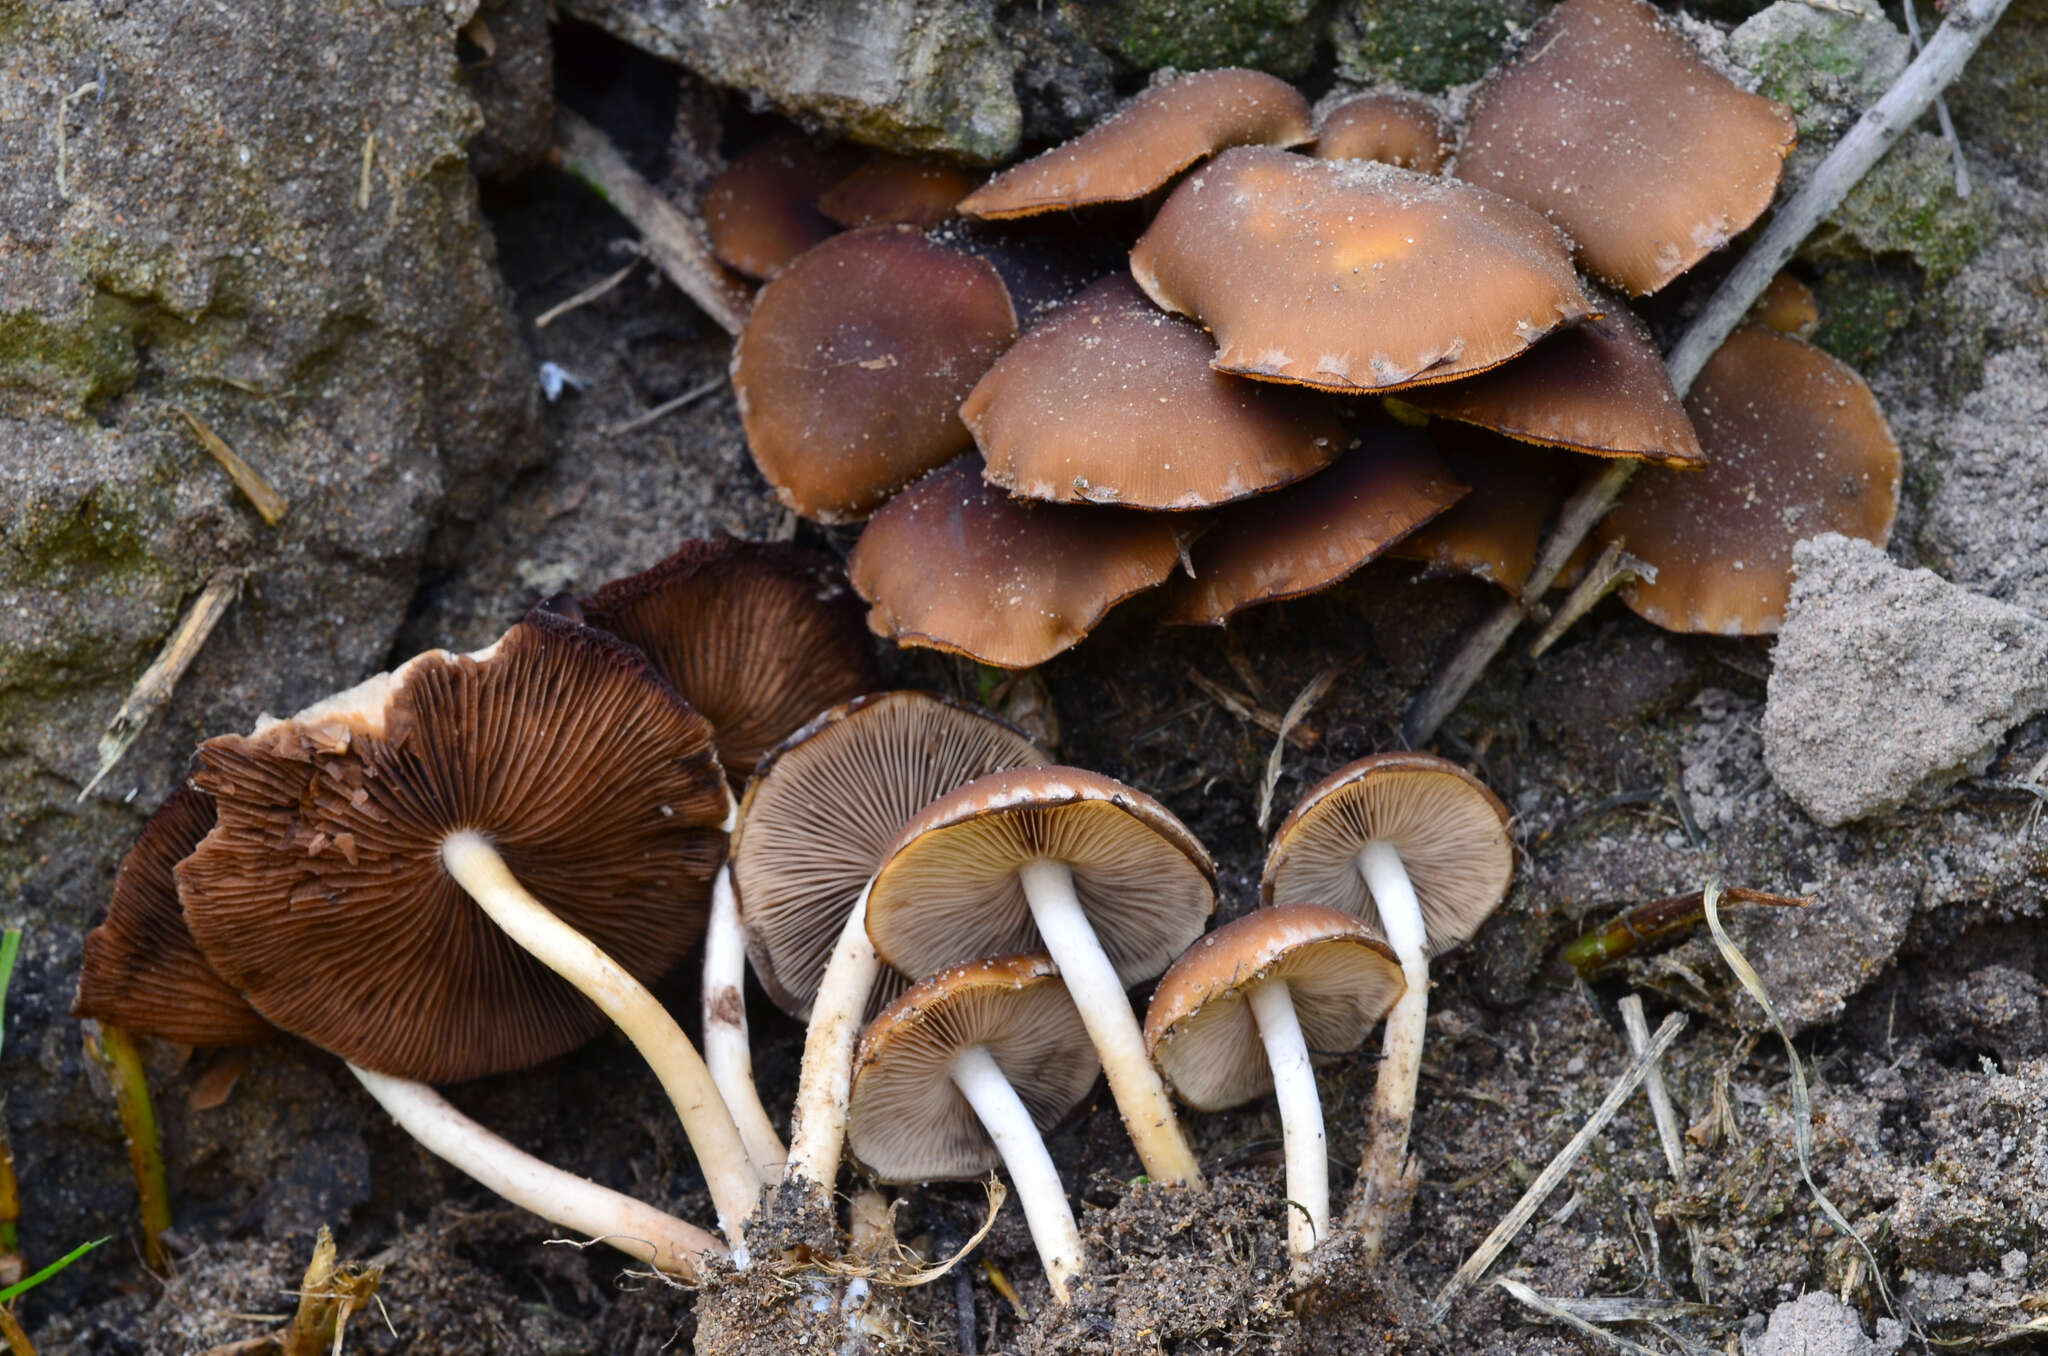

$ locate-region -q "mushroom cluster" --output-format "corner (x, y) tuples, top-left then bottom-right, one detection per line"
(712, 0), (1900, 661)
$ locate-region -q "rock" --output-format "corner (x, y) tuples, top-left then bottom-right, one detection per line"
(1807, 132), (2000, 284)
(1920, 965), (2048, 1067)
(1004, 3), (1121, 145)
(559, 0), (1022, 162)
(1762, 535), (2048, 827)
(1741, 1291), (1905, 1356)
(1074, 0), (1323, 80)
(1893, 1059), (2048, 1277)
(1331, 0), (1544, 92)
(1728, 1), (1906, 144)
(461, 0), (558, 181)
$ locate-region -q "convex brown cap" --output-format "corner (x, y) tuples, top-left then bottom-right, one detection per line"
(848, 456), (1180, 668)
(179, 609), (731, 1083)
(1385, 431), (1585, 597)
(848, 952), (1098, 1181)
(866, 766), (1215, 986)
(963, 275), (1347, 510)
(1400, 306), (1705, 467)
(732, 691), (1048, 1020)
(1599, 325), (1900, 635)
(1456, 0), (1797, 296)
(74, 784), (274, 1046)
(959, 69), (1313, 220)
(1263, 753), (1512, 957)
(581, 537), (876, 778)
(1145, 904), (1404, 1110)
(1163, 431), (1466, 625)
(1131, 147), (1592, 393)
(704, 137), (862, 281)
(1314, 92), (1452, 172)
(821, 153), (983, 229)
(1754, 271), (1819, 336)
(732, 226), (1018, 523)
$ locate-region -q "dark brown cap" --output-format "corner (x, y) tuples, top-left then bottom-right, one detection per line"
(1262, 752), (1513, 957)
(74, 784), (274, 1046)
(959, 69), (1313, 220)
(820, 153), (984, 229)
(704, 136), (862, 281)
(847, 456), (1180, 668)
(1144, 903), (1404, 1111)
(1313, 92), (1452, 172)
(1131, 147), (1592, 393)
(1161, 430), (1466, 625)
(1456, 0), (1797, 296)
(1384, 430), (1585, 597)
(178, 609), (731, 1083)
(732, 226), (1019, 523)
(1600, 325), (1900, 634)
(963, 274), (1348, 510)
(731, 691), (1048, 1021)
(580, 537), (877, 779)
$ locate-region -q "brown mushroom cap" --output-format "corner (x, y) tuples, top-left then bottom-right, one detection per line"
(1313, 92), (1452, 173)
(1262, 752), (1513, 957)
(1384, 430), (1585, 597)
(73, 785), (274, 1047)
(1161, 430), (1467, 625)
(847, 952), (1098, 1182)
(580, 537), (877, 779)
(732, 226), (1019, 524)
(1399, 305), (1705, 467)
(1144, 903), (1404, 1111)
(958, 69), (1314, 220)
(1599, 325), (1901, 635)
(704, 137), (862, 281)
(1455, 0), (1797, 297)
(1754, 271), (1820, 336)
(178, 609), (731, 1083)
(820, 153), (984, 229)
(865, 766), (1216, 988)
(731, 691), (1049, 1021)
(1131, 147), (1592, 393)
(963, 274), (1348, 510)
(848, 455), (1180, 668)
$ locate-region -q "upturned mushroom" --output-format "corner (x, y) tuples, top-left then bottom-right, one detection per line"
(1261, 753), (1513, 1257)
(865, 767), (1214, 1187)
(847, 953), (1099, 1303)
(1145, 905), (1405, 1262)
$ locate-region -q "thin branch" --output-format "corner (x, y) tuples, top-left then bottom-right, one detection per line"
(175, 407), (289, 525)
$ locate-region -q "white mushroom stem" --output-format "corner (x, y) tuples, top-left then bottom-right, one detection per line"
(1018, 858), (1205, 1189)
(1246, 978), (1328, 1263)
(1345, 839), (1431, 1255)
(784, 881), (881, 1192)
(949, 1042), (1084, 1304)
(441, 829), (760, 1256)
(703, 865), (787, 1178)
(350, 1064), (725, 1282)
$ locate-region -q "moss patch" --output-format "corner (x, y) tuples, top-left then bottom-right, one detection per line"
(0, 296), (142, 417)
(1078, 0), (1324, 79)
(1331, 0), (1545, 92)
(1805, 132), (1999, 284)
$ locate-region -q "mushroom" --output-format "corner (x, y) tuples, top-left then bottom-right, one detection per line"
(1313, 92), (1452, 172)
(1752, 271), (1820, 337)
(847, 455), (1181, 669)
(1145, 904), (1405, 1262)
(820, 153), (984, 229)
(962, 274), (1348, 510)
(1383, 430), (1586, 598)
(704, 136), (862, 281)
(865, 767), (1214, 1187)
(1597, 325), (1900, 634)
(847, 953), (1099, 1303)
(1131, 146), (1593, 393)
(1261, 752), (1513, 1257)
(177, 607), (762, 1249)
(1455, 0), (1797, 296)
(958, 68), (1313, 220)
(732, 226), (1019, 523)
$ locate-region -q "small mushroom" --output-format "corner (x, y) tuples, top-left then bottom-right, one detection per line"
(847, 953), (1098, 1303)
(1131, 147), (1592, 393)
(959, 68), (1313, 220)
(1383, 430), (1585, 598)
(1261, 752), (1513, 1258)
(1313, 92), (1452, 172)
(1146, 905), (1405, 1262)
(866, 767), (1215, 1187)
(820, 153), (984, 229)
(1753, 271), (1820, 337)
(704, 136), (862, 281)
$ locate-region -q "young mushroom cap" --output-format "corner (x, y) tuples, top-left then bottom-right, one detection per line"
(820, 153), (983, 229)
(958, 68), (1313, 220)
(704, 137), (862, 281)
(732, 691), (1049, 1021)
(579, 537), (877, 779)
(73, 784), (274, 1046)
(1754, 271), (1820, 336)
(1455, 0), (1797, 297)
(1131, 147), (1592, 393)
(1161, 430), (1467, 626)
(178, 609), (731, 1082)
(1313, 92), (1452, 172)
(1262, 752), (1513, 958)
(1145, 904), (1404, 1111)
(1384, 431), (1585, 597)
(848, 455), (1181, 669)
(963, 274), (1348, 510)
(732, 226), (1019, 523)
(1599, 325), (1901, 635)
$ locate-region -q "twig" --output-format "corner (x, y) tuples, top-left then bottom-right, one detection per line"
(356, 133), (376, 213)
(606, 377), (723, 436)
(554, 111), (750, 336)
(1527, 539), (1652, 658)
(535, 255), (640, 328)
(1257, 666), (1339, 832)
(1185, 669), (1316, 748)
(175, 408), (289, 525)
(0, 1303), (36, 1356)
(82, 1023), (171, 1275)
(54, 82), (97, 199)
(1620, 994), (1711, 1302)
(78, 567), (244, 801)
(1431, 1011), (1687, 1321)
(1901, 0), (1971, 198)
(1402, 0), (2016, 746)
(1493, 1278), (1668, 1356)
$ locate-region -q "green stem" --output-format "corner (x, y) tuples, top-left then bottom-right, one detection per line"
(84, 1025), (170, 1275)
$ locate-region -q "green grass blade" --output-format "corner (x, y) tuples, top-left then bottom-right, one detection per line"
(0, 1235), (108, 1303)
